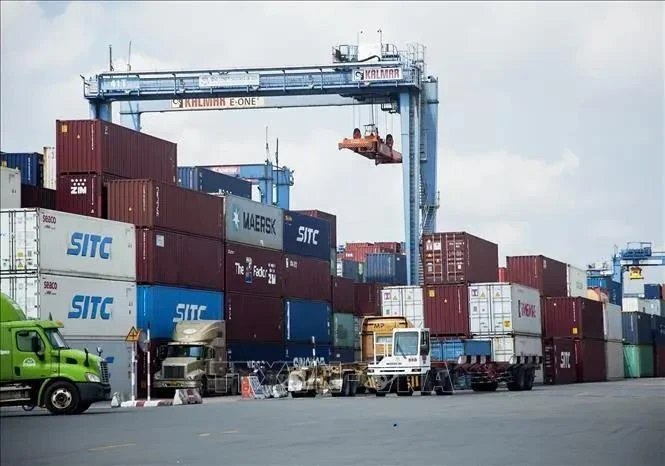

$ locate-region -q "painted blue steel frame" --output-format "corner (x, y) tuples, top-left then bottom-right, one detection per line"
(81, 48), (439, 286)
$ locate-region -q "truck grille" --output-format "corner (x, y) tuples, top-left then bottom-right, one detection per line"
(163, 365), (185, 379)
(99, 360), (110, 384)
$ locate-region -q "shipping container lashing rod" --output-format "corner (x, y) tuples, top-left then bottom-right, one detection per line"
(81, 36), (440, 286)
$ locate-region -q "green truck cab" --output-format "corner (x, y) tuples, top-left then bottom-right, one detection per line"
(0, 292), (111, 415)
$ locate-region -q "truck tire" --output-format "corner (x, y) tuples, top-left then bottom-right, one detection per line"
(434, 370), (453, 396)
(421, 371), (434, 396)
(523, 368), (535, 391)
(44, 381), (79, 415)
(72, 401), (92, 415)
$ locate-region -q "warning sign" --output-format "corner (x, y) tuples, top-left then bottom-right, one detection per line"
(170, 97), (265, 110)
(125, 326), (141, 343)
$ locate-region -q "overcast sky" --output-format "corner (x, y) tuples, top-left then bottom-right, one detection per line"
(1, 1), (663, 279)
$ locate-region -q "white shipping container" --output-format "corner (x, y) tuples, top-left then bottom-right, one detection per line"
(380, 286), (424, 328)
(468, 282), (542, 336)
(622, 297), (640, 313)
(68, 338), (132, 396)
(603, 303), (622, 341)
(0, 166), (21, 209)
(1, 273), (136, 338)
(0, 208), (136, 281)
(605, 340), (625, 380)
(622, 297), (662, 315)
(643, 299), (663, 316)
(566, 264), (587, 298)
(43, 146), (57, 190)
(489, 334), (543, 384)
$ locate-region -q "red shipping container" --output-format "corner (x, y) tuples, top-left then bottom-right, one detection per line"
(296, 209), (337, 247)
(136, 228), (224, 291)
(421, 232), (499, 285)
(332, 276), (355, 313)
(282, 254), (332, 301)
(542, 337), (577, 385)
(107, 179), (224, 240)
(498, 267), (508, 282)
(506, 255), (567, 297)
(574, 338), (607, 383)
(374, 242), (402, 254)
(654, 345), (665, 377)
(225, 242), (283, 297)
(56, 173), (124, 218)
(20, 184), (56, 209)
(353, 283), (381, 317)
(423, 284), (470, 337)
(542, 297), (604, 340)
(225, 293), (283, 343)
(56, 119), (177, 183)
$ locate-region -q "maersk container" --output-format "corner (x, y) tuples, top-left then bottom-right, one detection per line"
(586, 276), (622, 305)
(136, 285), (224, 340)
(0, 152), (42, 186)
(644, 283), (662, 300)
(332, 312), (355, 348)
(224, 194), (283, 251)
(422, 284), (470, 337)
(380, 285), (424, 328)
(20, 184), (56, 210)
(69, 338), (132, 397)
(331, 347), (355, 362)
(542, 297), (604, 340)
(56, 119), (177, 183)
(295, 210), (337, 250)
(605, 340), (625, 380)
(1, 273), (135, 338)
(430, 338), (492, 362)
(177, 166), (252, 199)
(226, 341), (285, 363)
(542, 337), (577, 385)
(56, 172), (123, 219)
(603, 303), (623, 342)
(282, 210), (331, 260)
(623, 344), (654, 378)
(506, 255), (567, 298)
(566, 264), (587, 298)
(225, 293), (283, 343)
(284, 299), (332, 345)
(225, 243), (282, 297)
(365, 253), (407, 285)
(0, 166), (21, 209)
(282, 254), (331, 301)
(0, 208), (136, 282)
(621, 312), (653, 345)
(332, 276), (355, 313)
(285, 343), (331, 365)
(467, 282), (542, 337)
(490, 334), (543, 383)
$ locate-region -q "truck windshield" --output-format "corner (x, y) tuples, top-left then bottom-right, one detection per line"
(44, 328), (70, 350)
(393, 331), (419, 357)
(166, 345), (204, 359)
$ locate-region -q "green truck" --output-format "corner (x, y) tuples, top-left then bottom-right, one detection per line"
(0, 292), (111, 415)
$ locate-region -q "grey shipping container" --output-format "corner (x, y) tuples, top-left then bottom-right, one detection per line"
(224, 194), (283, 251)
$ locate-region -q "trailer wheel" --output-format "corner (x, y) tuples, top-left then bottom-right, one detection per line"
(44, 381), (79, 415)
(523, 368), (535, 391)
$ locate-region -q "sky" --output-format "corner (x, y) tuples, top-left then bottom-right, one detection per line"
(1, 1), (663, 279)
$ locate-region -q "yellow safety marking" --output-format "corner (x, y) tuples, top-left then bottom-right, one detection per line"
(88, 443), (136, 452)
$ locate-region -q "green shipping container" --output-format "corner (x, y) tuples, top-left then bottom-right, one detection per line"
(623, 344), (654, 378)
(333, 313), (355, 348)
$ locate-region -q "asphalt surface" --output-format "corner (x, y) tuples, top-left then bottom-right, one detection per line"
(2, 378), (664, 466)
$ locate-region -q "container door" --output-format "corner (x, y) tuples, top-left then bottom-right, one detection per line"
(11, 328), (52, 381)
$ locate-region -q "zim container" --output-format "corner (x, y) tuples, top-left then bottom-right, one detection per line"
(56, 172), (124, 218)
(284, 299), (332, 345)
(623, 344), (654, 378)
(574, 338), (606, 383)
(283, 210), (331, 261)
(225, 292), (283, 343)
(177, 166), (252, 199)
(542, 297), (604, 340)
(225, 243), (282, 297)
(542, 337), (577, 385)
(332, 276), (355, 313)
(506, 255), (567, 298)
(422, 283), (470, 337)
(282, 254), (331, 301)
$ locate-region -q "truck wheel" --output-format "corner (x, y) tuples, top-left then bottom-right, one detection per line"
(44, 381), (79, 415)
(72, 401), (92, 415)
(434, 370), (453, 396)
(523, 369), (535, 391)
(197, 377), (208, 396)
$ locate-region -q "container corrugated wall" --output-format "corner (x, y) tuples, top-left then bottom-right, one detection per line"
(543, 337), (577, 385)
(225, 243), (282, 297)
(574, 339), (606, 382)
(506, 255), (568, 297)
(225, 293), (283, 343)
(177, 166), (252, 199)
(332, 277), (354, 313)
(284, 299), (332, 344)
(623, 345), (654, 378)
(332, 312), (355, 348)
(605, 340), (625, 380)
(0, 152), (42, 186)
(621, 312), (653, 345)
(365, 253), (407, 285)
(422, 284), (470, 337)
(542, 297), (605, 340)
(353, 283), (381, 317)
(340, 260), (363, 282)
(283, 210), (331, 260)
(282, 254), (331, 301)
(56, 173), (124, 218)
(20, 184), (56, 209)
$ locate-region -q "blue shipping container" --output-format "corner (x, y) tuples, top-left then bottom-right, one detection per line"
(586, 277), (622, 305)
(0, 152), (42, 186)
(431, 338), (492, 362)
(177, 166), (252, 199)
(365, 253), (407, 285)
(227, 341), (285, 364)
(284, 299), (332, 344)
(285, 343), (332, 364)
(644, 284), (662, 300)
(621, 312), (653, 346)
(283, 210), (331, 260)
(136, 285), (224, 340)
(341, 260), (363, 282)
(652, 314), (665, 345)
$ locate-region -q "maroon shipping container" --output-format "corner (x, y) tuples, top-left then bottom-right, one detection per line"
(332, 276), (355, 313)
(421, 232), (499, 285)
(56, 119), (177, 183)
(225, 242), (283, 297)
(506, 255), (567, 297)
(423, 284), (470, 337)
(498, 267), (508, 282)
(283, 254), (332, 301)
(542, 297), (604, 340)
(655, 345), (665, 378)
(353, 283), (381, 317)
(574, 338), (607, 383)
(107, 179), (224, 240)
(20, 184), (56, 209)
(296, 210), (337, 247)
(225, 293), (283, 343)
(136, 228), (224, 291)
(342, 243), (394, 263)
(542, 337), (577, 385)
(56, 173), (124, 218)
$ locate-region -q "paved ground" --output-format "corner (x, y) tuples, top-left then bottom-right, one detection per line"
(2, 379), (664, 466)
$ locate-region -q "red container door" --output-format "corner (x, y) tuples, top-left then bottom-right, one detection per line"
(574, 339), (607, 383)
(282, 254), (332, 301)
(332, 277), (355, 313)
(56, 173), (123, 218)
(422, 284), (470, 337)
(225, 293), (283, 343)
(543, 338), (577, 385)
(353, 283), (381, 317)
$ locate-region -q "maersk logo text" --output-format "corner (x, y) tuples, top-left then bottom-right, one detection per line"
(243, 212), (276, 235)
(67, 233), (112, 259)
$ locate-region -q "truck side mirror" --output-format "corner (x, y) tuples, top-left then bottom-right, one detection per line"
(31, 335), (44, 359)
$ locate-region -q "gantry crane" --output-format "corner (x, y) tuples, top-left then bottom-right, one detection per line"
(81, 35), (440, 285)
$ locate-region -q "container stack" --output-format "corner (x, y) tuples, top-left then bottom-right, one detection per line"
(602, 302), (625, 380)
(1, 150), (56, 209)
(622, 312), (654, 378)
(0, 208), (138, 395)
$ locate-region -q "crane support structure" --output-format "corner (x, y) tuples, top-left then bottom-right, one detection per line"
(81, 40), (440, 285)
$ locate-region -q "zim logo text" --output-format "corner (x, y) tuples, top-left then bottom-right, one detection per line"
(67, 233), (112, 259)
(68, 295), (113, 320)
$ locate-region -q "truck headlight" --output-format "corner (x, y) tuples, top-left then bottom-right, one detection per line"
(85, 373), (101, 383)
